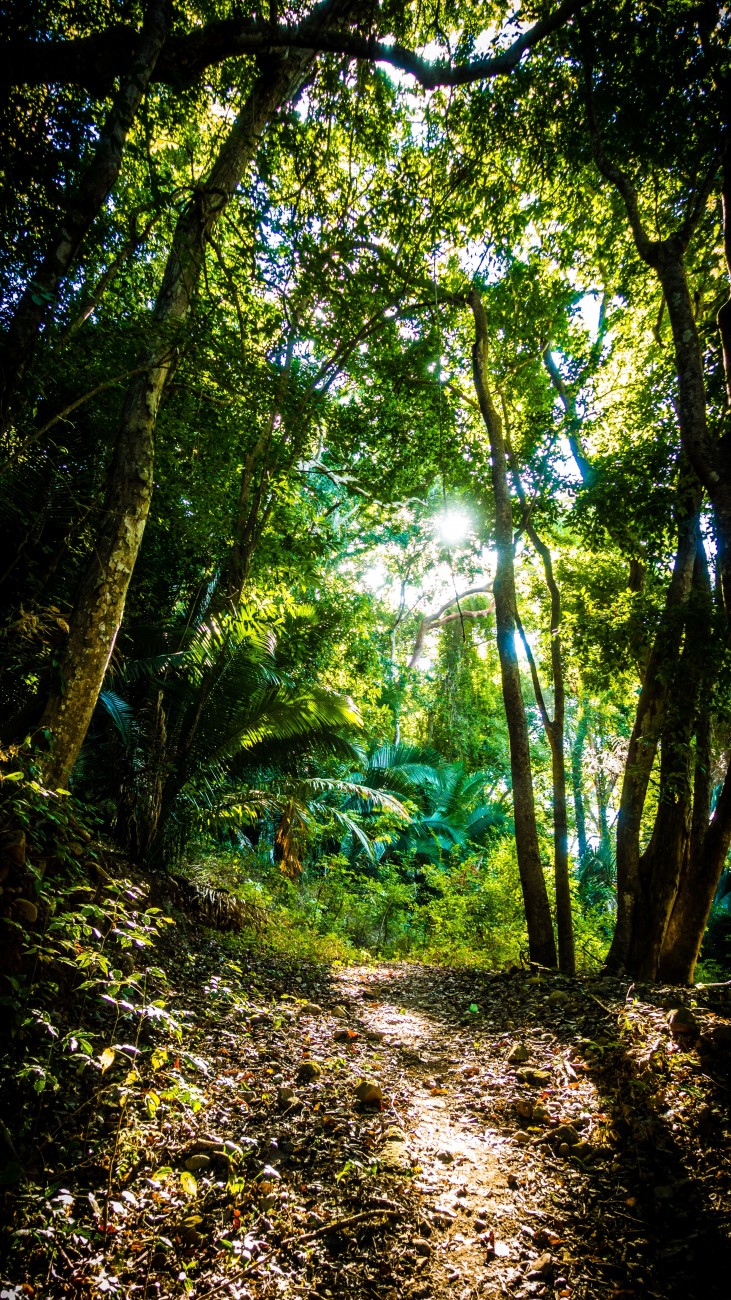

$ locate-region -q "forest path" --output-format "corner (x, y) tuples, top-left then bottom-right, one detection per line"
(4, 948), (731, 1300)
(329, 962), (539, 1300)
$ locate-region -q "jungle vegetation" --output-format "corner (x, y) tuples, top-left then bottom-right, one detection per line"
(2, 0), (731, 986)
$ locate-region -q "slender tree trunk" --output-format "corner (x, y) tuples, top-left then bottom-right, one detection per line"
(605, 488), (700, 972)
(718, 151), (731, 408)
(528, 526), (574, 975)
(0, 0), (169, 426)
(469, 287), (557, 968)
(655, 245), (731, 627)
(571, 704), (589, 864)
(40, 0), (353, 788)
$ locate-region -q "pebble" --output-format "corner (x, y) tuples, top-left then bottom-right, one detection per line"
(516, 1067), (552, 1087)
(184, 1154), (211, 1172)
(353, 1079), (383, 1106)
(527, 1252), (553, 1279)
(668, 1007), (699, 1036)
(297, 1060), (322, 1083)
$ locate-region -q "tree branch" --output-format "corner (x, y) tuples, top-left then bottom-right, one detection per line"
(7, 1), (586, 91)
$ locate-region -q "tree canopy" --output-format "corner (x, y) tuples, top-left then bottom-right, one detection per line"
(2, 0), (731, 987)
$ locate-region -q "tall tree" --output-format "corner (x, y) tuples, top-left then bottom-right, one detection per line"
(469, 285), (557, 968)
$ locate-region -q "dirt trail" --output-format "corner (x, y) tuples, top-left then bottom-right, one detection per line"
(325, 962), (591, 1300)
(4, 949), (731, 1300)
(333, 964), (523, 1298)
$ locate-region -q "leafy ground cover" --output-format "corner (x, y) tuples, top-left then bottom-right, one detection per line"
(2, 904), (731, 1300)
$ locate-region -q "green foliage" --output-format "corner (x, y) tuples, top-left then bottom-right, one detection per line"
(0, 764), (182, 1187)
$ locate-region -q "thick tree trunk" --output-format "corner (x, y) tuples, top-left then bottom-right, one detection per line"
(469, 287), (557, 968)
(659, 755), (731, 984)
(605, 490), (700, 972)
(659, 572), (728, 984)
(0, 0), (169, 427)
(627, 539), (710, 979)
(40, 1), (352, 788)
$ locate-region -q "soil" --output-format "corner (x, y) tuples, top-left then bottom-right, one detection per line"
(2, 941), (731, 1300)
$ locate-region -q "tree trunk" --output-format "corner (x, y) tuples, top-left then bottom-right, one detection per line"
(571, 705), (589, 864)
(718, 151), (731, 408)
(0, 0), (169, 426)
(659, 571), (729, 983)
(469, 286), (557, 968)
(655, 245), (731, 628)
(659, 755), (731, 984)
(605, 487), (700, 972)
(40, 0), (353, 788)
(528, 525), (574, 974)
(626, 538), (711, 979)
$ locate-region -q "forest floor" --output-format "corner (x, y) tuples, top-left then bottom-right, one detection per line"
(3, 935), (731, 1300)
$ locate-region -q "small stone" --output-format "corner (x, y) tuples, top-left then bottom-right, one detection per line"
(436, 1148), (455, 1162)
(14, 898), (38, 923)
(353, 1079), (383, 1106)
(380, 1140), (412, 1171)
(277, 1086), (299, 1108)
(572, 1141), (593, 1160)
(185, 1154), (211, 1172)
(527, 1252), (553, 1279)
(551, 1124), (580, 1147)
(507, 1043), (530, 1064)
(516, 1099), (534, 1120)
(515, 1132), (533, 1145)
(668, 1007), (699, 1036)
(413, 1238), (432, 1257)
(516, 1068), (552, 1087)
(303, 1002), (322, 1014)
(297, 1060), (322, 1083)
(547, 991), (569, 1005)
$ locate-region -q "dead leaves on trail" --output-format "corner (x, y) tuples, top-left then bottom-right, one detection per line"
(2, 951), (731, 1300)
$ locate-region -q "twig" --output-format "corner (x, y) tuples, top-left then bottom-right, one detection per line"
(585, 991), (615, 1016)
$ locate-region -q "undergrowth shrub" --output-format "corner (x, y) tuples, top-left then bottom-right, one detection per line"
(0, 763), (179, 1189)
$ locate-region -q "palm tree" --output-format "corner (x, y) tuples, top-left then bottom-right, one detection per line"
(80, 607), (364, 865)
(346, 743), (508, 865)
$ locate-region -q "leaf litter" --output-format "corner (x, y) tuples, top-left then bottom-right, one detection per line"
(2, 935), (731, 1300)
